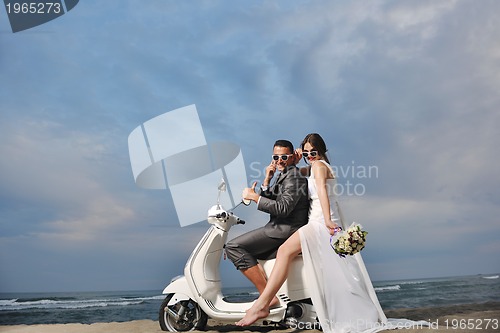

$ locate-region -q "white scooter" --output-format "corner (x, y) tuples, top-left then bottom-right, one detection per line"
(159, 181), (318, 331)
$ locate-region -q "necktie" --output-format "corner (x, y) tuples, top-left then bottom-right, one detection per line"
(275, 172), (284, 185)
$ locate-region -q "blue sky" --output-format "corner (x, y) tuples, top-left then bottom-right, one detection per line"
(1, 0), (499, 293)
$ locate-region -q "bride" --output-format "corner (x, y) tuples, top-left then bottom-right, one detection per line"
(237, 133), (388, 332)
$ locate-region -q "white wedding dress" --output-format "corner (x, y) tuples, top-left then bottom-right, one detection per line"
(299, 160), (387, 333)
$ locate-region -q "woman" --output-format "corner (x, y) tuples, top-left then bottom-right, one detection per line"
(236, 133), (387, 332)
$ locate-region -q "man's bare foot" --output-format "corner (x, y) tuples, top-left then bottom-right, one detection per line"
(235, 304), (270, 326)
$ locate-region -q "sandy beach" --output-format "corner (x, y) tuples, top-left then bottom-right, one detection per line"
(1, 302), (499, 333)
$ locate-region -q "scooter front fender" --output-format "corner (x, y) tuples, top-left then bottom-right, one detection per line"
(162, 275), (196, 303)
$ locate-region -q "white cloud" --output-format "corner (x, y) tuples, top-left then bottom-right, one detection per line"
(0, 116), (137, 242)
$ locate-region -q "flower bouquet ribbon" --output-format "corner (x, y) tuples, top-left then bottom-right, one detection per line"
(330, 222), (368, 258)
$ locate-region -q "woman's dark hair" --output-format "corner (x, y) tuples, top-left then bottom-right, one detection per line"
(274, 139), (294, 154)
(301, 133), (330, 164)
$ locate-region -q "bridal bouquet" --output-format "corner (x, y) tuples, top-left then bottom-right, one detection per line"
(330, 223), (368, 257)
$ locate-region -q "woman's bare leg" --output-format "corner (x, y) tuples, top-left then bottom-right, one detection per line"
(236, 231), (302, 326)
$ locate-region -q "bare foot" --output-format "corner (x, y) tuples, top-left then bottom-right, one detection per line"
(235, 304), (270, 326)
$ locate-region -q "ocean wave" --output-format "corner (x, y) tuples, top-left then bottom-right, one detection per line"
(16, 296), (76, 303)
(134, 295), (166, 301)
(399, 281), (425, 285)
(374, 285), (401, 292)
(0, 299), (18, 306)
(0, 296), (154, 311)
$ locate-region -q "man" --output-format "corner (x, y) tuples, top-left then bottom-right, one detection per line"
(225, 139), (309, 305)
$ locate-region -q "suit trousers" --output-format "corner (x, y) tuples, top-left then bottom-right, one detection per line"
(225, 226), (287, 270)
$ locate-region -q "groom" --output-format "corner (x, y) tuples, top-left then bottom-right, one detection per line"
(225, 139), (309, 303)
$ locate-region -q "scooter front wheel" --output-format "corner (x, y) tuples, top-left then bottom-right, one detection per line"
(159, 293), (208, 332)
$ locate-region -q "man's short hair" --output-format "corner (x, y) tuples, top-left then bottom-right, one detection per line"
(274, 140), (294, 153)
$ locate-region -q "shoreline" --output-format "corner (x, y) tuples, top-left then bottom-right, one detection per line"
(1, 302), (499, 333)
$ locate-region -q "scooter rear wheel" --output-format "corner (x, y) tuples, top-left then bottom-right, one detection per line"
(159, 293), (208, 332)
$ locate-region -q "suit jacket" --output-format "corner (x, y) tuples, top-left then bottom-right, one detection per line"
(258, 165), (309, 238)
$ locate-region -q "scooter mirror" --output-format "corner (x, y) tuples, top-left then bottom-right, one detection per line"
(242, 198), (251, 206)
(217, 179), (226, 205)
(218, 179), (227, 192)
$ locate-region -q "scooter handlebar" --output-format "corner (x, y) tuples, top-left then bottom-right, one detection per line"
(208, 208), (245, 226)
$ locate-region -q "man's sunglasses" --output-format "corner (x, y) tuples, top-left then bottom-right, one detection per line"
(302, 150), (318, 158)
(272, 154), (293, 161)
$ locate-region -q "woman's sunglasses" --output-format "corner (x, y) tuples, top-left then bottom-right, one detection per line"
(272, 154), (293, 161)
(302, 150), (318, 158)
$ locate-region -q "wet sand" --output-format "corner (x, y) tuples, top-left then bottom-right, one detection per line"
(1, 302), (499, 333)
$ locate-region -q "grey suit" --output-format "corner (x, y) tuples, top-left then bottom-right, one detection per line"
(225, 165), (309, 270)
